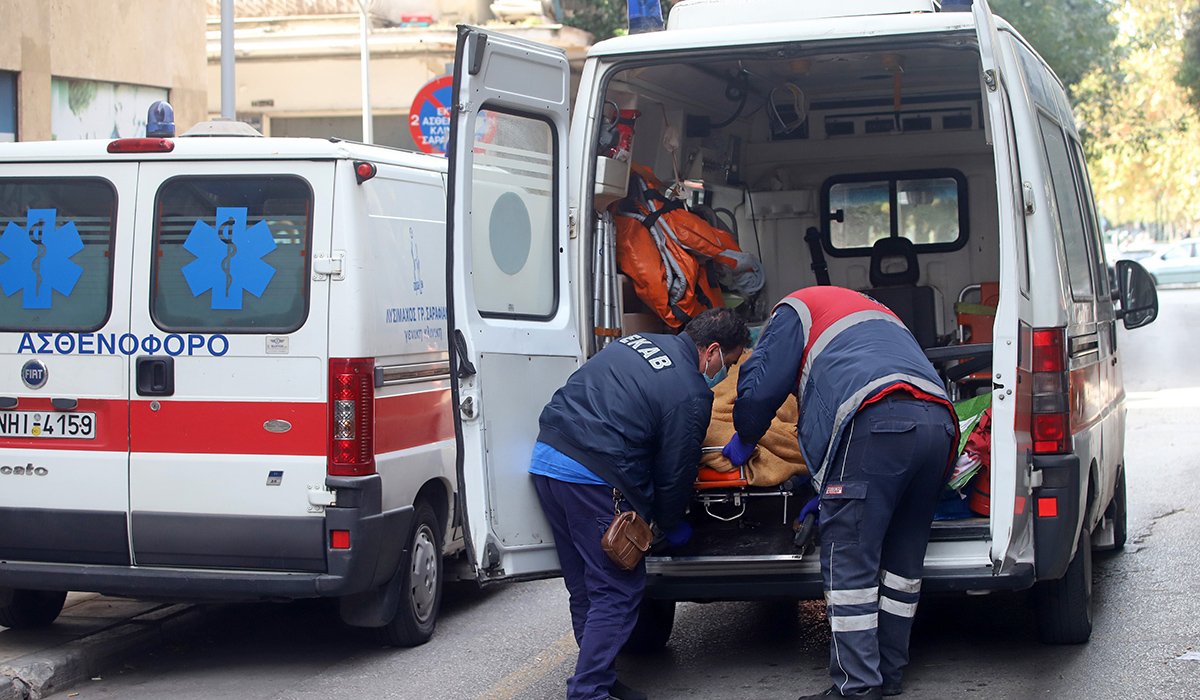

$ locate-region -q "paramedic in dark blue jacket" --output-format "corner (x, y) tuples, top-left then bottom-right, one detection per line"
(531, 307), (749, 700)
(723, 287), (956, 700)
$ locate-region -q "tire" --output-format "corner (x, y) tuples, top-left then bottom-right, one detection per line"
(0, 589), (68, 630)
(376, 502), (443, 647)
(621, 598), (675, 653)
(1107, 467), (1127, 551)
(1033, 526), (1093, 644)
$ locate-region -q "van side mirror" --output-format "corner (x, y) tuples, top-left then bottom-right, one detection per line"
(1114, 259), (1158, 329)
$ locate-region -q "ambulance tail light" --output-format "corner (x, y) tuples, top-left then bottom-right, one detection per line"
(1031, 328), (1071, 454)
(328, 358), (375, 476)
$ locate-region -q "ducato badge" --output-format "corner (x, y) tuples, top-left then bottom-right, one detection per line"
(21, 359), (48, 389)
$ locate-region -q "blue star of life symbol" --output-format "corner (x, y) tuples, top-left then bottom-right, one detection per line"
(0, 209), (85, 310)
(181, 207), (277, 310)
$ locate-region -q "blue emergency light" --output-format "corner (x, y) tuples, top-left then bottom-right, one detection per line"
(628, 0), (664, 34)
(147, 101), (175, 138)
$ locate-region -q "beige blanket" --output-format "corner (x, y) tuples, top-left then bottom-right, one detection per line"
(700, 350), (808, 486)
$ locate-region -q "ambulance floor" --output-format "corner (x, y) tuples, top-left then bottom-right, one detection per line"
(666, 522), (800, 558)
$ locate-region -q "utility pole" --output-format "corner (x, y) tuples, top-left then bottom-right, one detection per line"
(221, 0), (235, 119)
(357, 0), (374, 144)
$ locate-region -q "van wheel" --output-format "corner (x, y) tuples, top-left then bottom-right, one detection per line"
(622, 598), (675, 653)
(1107, 468), (1127, 551)
(0, 589), (68, 629)
(376, 502), (443, 647)
(1033, 526), (1093, 644)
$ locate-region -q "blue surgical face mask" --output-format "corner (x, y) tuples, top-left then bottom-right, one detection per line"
(704, 352), (729, 389)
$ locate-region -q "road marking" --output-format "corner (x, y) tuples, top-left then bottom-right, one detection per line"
(475, 632), (576, 700)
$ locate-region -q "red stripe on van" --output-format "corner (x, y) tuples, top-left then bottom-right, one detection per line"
(374, 390), (454, 454)
(130, 400), (326, 455)
(0, 398), (128, 451)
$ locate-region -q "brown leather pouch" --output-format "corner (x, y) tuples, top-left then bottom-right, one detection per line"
(601, 490), (653, 570)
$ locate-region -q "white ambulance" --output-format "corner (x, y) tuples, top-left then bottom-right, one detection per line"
(0, 122), (459, 646)
(441, 0), (1159, 648)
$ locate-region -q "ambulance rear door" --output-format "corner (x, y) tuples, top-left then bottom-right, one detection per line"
(974, 0), (1033, 573)
(446, 27), (580, 581)
(0, 164), (136, 567)
(126, 160), (334, 572)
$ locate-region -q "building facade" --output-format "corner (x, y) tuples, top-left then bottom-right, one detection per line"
(205, 0), (591, 151)
(0, 1), (208, 142)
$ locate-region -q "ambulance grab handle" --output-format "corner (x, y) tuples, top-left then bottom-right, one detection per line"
(452, 330), (477, 378)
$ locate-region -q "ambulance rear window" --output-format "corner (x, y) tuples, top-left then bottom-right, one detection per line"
(0, 178), (117, 332)
(150, 176), (313, 333)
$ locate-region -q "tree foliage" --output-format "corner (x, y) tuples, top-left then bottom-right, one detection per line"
(560, 0), (628, 40)
(1177, 3), (1200, 114)
(989, 0), (1120, 94)
(1075, 1), (1200, 233)
(560, 0), (673, 41)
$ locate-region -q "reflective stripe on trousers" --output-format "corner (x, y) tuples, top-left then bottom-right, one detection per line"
(819, 396), (955, 695)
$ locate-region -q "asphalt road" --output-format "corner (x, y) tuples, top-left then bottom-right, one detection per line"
(49, 289), (1200, 700)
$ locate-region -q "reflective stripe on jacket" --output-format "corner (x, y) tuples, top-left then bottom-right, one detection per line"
(734, 287), (950, 489)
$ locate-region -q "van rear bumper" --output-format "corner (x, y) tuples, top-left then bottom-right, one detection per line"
(0, 475), (413, 601)
(644, 561), (1036, 601)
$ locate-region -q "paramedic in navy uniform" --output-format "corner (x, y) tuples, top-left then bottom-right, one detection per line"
(531, 308), (749, 700)
(722, 287), (956, 700)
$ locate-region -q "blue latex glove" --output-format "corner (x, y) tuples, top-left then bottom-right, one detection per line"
(666, 521), (692, 547)
(799, 496), (820, 526)
(721, 433), (757, 466)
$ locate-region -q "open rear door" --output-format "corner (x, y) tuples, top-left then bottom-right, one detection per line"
(446, 26), (580, 581)
(974, 0), (1031, 573)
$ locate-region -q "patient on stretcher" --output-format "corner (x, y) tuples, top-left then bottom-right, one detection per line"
(698, 350), (808, 487)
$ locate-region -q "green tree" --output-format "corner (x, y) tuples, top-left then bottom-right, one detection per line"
(990, 0), (1119, 92)
(1076, 1), (1200, 234)
(560, 0), (673, 41)
(1176, 3), (1200, 113)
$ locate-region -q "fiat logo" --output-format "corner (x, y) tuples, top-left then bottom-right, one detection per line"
(21, 359), (48, 389)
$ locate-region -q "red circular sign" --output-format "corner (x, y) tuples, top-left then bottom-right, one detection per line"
(409, 75), (498, 155)
(409, 75), (454, 155)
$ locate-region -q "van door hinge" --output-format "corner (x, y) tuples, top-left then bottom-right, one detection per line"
(307, 483), (337, 512)
(983, 69), (997, 92)
(569, 208), (579, 240)
(1022, 182), (1036, 216)
(312, 251), (345, 281)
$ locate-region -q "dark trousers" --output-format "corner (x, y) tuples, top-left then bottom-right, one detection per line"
(532, 474), (646, 700)
(817, 395), (956, 694)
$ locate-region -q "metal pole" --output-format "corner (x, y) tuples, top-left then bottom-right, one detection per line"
(358, 0), (374, 144)
(220, 0), (235, 119)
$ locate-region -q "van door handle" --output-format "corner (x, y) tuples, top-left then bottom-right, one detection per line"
(136, 356), (175, 397)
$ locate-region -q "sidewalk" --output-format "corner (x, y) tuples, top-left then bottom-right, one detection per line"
(0, 593), (207, 700)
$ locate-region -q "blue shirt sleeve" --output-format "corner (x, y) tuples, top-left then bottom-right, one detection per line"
(732, 304), (806, 444)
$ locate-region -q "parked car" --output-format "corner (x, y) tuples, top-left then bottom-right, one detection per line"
(1141, 238), (1200, 285)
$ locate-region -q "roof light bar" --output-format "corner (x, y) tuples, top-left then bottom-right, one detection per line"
(107, 138), (175, 154)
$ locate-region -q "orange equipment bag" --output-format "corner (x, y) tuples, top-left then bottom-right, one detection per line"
(613, 164), (743, 329)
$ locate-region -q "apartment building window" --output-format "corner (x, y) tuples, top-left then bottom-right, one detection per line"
(0, 71), (15, 142)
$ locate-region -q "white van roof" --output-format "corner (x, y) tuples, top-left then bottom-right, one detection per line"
(589, 8), (976, 58)
(0, 136), (448, 171)
(667, 0), (940, 30)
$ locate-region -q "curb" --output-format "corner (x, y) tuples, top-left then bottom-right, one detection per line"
(0, 603), (211, 700)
